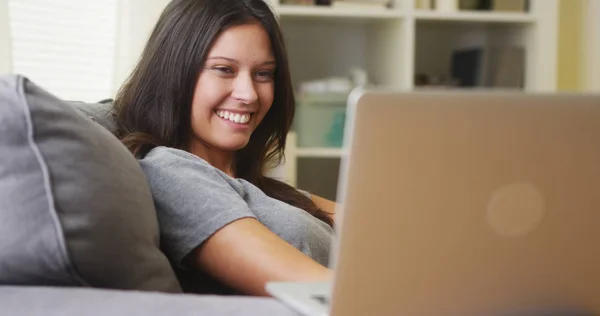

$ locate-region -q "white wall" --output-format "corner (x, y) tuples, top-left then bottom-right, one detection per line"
(0, 0), (12, 74)
(114, 0), (170, 94)
(582, 0), (600, 92)
(530, 0), (559, 92)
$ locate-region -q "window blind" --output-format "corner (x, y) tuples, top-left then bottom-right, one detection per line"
(8, 0), (118, 102)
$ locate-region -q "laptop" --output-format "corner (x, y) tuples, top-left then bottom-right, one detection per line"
(266, 89), (600, 316)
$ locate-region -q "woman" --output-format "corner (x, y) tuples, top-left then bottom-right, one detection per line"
(114, 0), (337, 296)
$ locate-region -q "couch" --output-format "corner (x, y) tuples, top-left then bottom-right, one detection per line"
(0, 74), (299, 315)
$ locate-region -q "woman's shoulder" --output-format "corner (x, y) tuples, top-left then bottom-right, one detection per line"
(138, 146), (237, 190)
(140, 146), (210, 167)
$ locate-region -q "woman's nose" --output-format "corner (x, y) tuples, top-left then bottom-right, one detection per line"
(232, 74), (258, 104)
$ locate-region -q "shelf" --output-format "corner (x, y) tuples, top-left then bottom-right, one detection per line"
(272, 0), (557, 188)
(413, 10), (535, 24)
(295, 147), (345, 158)
(278, 5), (402, 20)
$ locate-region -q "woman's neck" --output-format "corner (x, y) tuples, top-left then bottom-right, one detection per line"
(189, 141), (235, 177)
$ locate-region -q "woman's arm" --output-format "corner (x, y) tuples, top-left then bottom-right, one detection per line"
(141, 149), (332, 297)
(310, 194), (338, 222)
(185, 217), (332, 296)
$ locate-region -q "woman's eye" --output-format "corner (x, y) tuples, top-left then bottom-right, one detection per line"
(256, 70), (274, 81)
(214, 66), (234, 74)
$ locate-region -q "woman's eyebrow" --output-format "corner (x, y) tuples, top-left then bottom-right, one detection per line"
(207, 56), (276, 66)
(207, 56), (237, 63)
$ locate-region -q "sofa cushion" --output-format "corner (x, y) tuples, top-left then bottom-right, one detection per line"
(69, 101), (117, 135)
(0, 75), (181, 292)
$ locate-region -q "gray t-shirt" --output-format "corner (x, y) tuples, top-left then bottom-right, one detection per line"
(139, 146), (334, 293)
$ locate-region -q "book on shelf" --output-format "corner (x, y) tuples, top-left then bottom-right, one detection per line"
(484, 46), (525, 88)
(458, 0), (528, 12)
(450, 45), (525, 89)
(492, 0), (528, 12)
(415, 0), (433, 10)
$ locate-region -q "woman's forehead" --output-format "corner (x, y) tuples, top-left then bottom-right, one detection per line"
(207, 22), (274, 64)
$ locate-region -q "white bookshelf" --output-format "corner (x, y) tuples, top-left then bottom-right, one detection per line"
(296, 147), (346, 158)
(412, 10), (535, 23)
(265, 0), (558, 194)
(277, 4), (402, 19)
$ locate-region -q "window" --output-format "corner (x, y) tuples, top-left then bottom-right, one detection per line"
(8, 0), (118, 102)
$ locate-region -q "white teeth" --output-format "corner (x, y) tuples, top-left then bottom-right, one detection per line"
(215, 110), (251, 124)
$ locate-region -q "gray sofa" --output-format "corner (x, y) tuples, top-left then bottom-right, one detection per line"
(0, 74), (298, 315)
(0, 286), (298, 316)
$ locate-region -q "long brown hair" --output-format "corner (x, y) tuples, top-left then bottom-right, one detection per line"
(113, 0), (332, 227)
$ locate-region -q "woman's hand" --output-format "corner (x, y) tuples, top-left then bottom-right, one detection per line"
(185, 218), (332, 296)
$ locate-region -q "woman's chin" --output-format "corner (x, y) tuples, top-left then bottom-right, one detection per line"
(217, 139), (250, 152)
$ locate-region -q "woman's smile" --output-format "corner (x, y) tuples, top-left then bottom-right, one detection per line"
(214, 109), (254, 129)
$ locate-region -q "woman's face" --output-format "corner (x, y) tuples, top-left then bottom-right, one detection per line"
(190, 21), (276, 153)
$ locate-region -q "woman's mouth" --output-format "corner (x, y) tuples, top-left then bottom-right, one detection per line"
(214, 110), (253, 125)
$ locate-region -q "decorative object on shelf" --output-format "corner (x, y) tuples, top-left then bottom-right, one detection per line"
(414, 73), (459, 89)
(458, 0), (480, 10)
(293, 68), (369, 148)
(350, 68), (368, 88)
(299, 77), (353, 94)
(298, 67), (369, 95)
(326, 110), (346, 147)
(436, 0), (458, 11)
(293, 92), (348, 148)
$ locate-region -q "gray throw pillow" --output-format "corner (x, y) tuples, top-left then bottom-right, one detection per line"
(69, 101), (117, 135)
(0, 75), (181, 293)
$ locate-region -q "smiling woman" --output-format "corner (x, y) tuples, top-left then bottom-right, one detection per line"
(189, 22), (277, 172)
(113, 0), (335, 296)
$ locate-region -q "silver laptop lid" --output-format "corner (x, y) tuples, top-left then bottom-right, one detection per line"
(329, 90), (600, 316)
